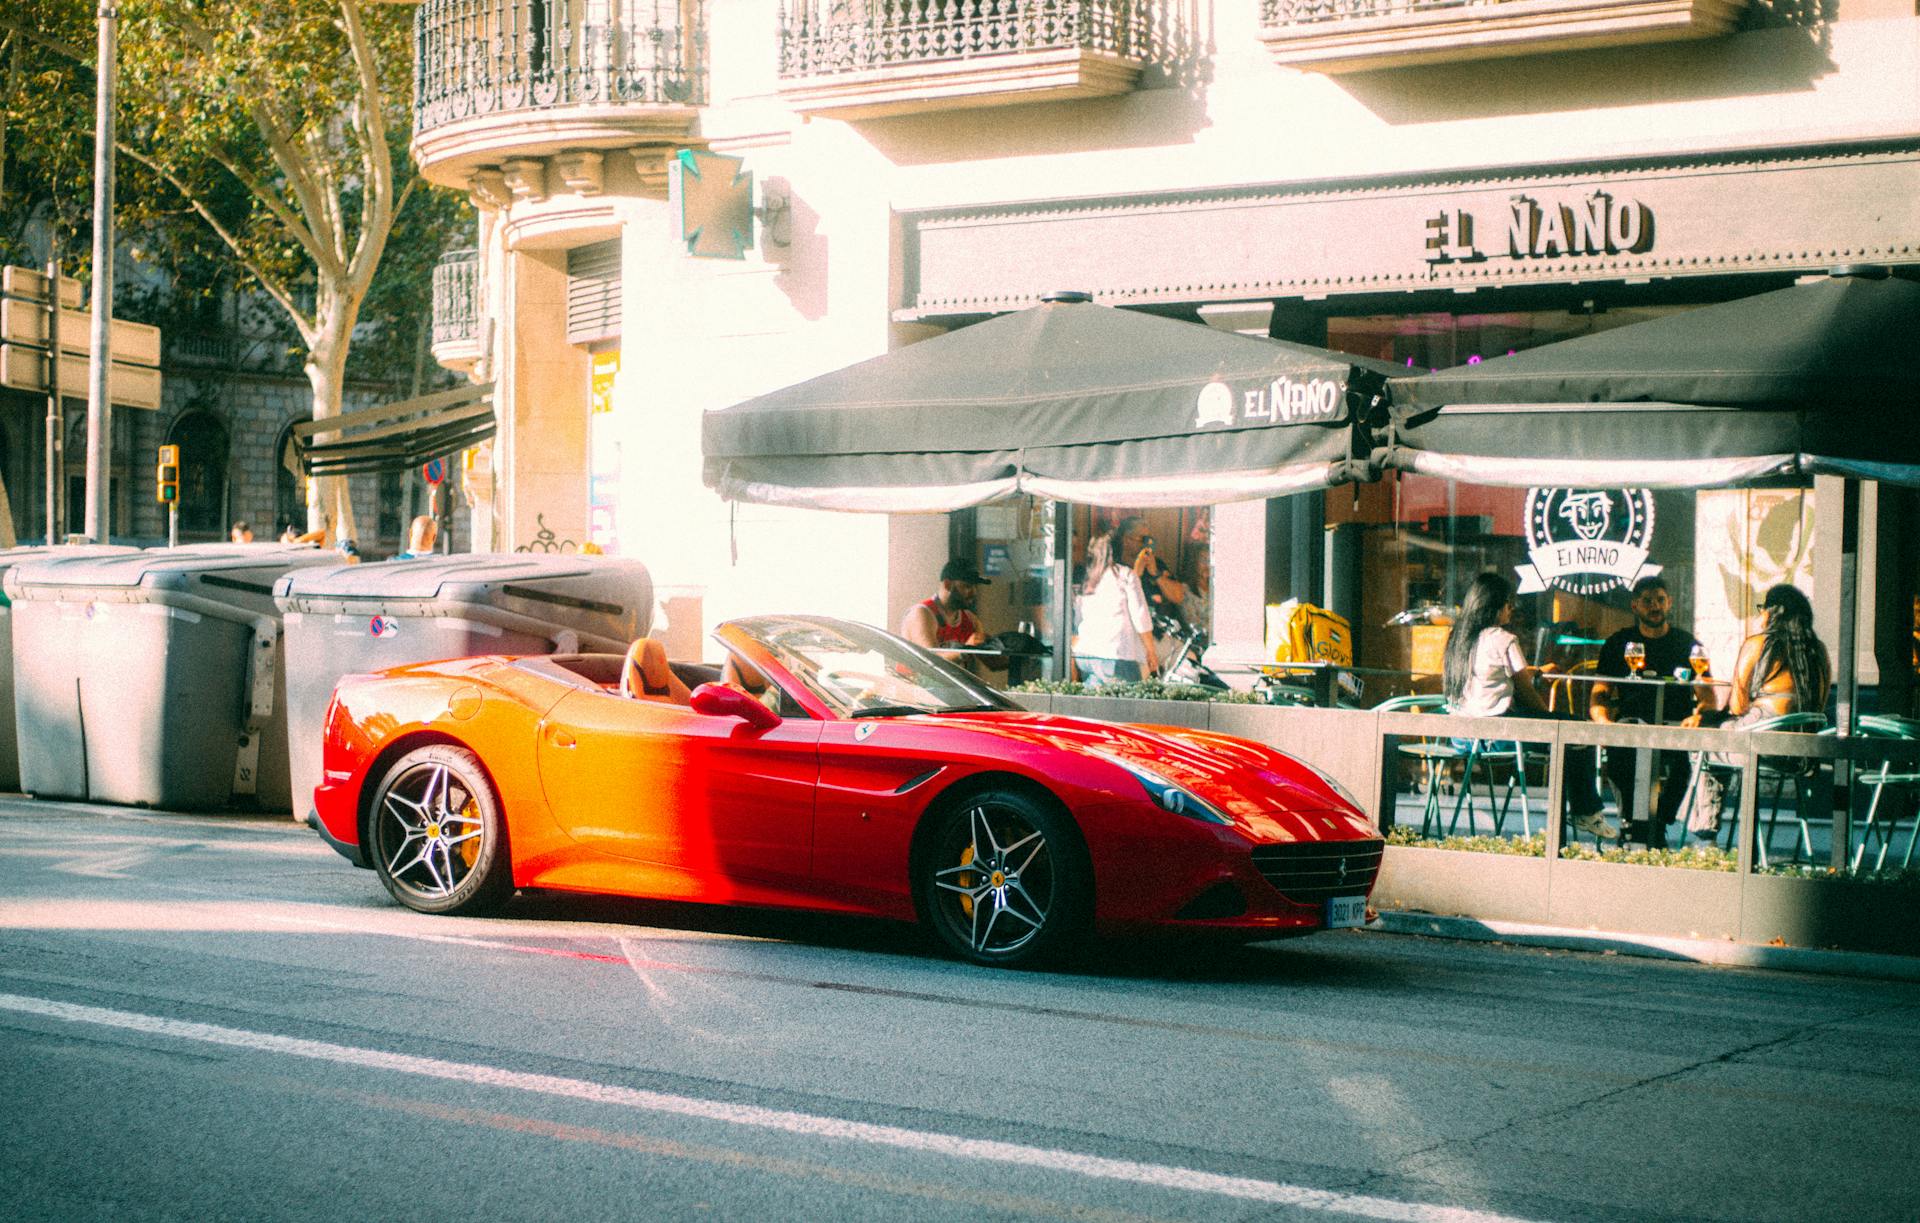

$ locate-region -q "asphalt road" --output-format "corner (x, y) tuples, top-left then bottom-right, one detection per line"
(2, 797), (1916, 1223)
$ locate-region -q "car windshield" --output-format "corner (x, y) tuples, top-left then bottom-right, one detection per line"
(722, 615), (1019, 719)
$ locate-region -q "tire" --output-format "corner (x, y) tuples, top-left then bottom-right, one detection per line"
(916, 788), (1090, 968)
(368, 744), (512, 916)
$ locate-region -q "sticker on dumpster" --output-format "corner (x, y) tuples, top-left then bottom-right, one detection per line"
(369, 616), (400, 638)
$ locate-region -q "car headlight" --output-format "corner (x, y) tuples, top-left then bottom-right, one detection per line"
(1095, 752), (1232, 825)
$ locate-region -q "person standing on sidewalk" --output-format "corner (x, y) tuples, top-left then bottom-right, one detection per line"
(1591, 576), (1712, 848)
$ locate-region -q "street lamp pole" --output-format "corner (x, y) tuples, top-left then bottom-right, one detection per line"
(82, 0), (117, 543)
(44, 246), (61, 545)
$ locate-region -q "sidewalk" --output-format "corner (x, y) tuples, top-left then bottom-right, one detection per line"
(1368, 908), (1920, 983)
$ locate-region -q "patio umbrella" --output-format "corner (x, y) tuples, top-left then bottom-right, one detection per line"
(702, 295), (1402, 512)
(1383, 269), (1920, 489)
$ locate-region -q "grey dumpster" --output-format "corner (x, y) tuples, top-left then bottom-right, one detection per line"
(273, 553), (653, 821)
(6, 545), (339, 810)
(0, 545), (137, 791)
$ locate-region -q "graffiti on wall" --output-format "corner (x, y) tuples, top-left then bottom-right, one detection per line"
(515, 513), (580, 555)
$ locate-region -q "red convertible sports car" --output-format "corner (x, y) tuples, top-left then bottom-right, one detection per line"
(310, 615), (1383, 966)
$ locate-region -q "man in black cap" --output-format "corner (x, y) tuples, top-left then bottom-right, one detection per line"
(901, 558), (1002, 673)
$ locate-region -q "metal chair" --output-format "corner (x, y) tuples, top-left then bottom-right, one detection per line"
(1851, 716), (1920, 872)
(1447, 733), (1537, 838)
(1375, 694), (1458, 839)
(1680, 712), (1828, 868)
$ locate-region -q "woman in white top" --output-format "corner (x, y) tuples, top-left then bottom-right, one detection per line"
(1443, 571), (1614, 838)
(1075, 518), (1159, 686)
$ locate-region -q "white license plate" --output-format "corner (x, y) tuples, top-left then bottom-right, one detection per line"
(1325, 895), (1367, 929)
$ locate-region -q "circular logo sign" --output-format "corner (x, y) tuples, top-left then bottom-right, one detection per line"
(1518, 488), (1659, 596)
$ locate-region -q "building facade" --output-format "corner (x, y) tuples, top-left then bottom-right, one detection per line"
(418, 0), (1920, 686)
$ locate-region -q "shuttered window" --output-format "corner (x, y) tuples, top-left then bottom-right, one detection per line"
(566, 239), (622, 345)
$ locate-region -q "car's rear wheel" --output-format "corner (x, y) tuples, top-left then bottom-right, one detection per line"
(917, 789), (1088, 967)
(369, 744), (511, 916)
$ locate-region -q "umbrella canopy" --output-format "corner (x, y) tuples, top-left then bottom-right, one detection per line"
(702, 296), (1401, 511)
(1384, 271), (1920, 489)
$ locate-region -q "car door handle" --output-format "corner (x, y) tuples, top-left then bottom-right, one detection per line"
(546, 727), (576, 749)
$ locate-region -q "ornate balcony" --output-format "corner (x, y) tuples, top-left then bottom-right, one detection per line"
(1258, 0), (1745, 73)
(431, 248), (482, 372)
(777, 0), (1163, 120)
(412, 0), (705, 190)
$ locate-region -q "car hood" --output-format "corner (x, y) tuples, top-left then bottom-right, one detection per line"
(920, 711), (1376, 840)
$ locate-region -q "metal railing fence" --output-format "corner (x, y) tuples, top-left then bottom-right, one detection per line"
(778, 0), (1162, 77)
(431, 249), (481, 350)
(413, 0), (706, 137)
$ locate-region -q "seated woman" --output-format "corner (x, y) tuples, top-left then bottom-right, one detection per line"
(1728, 583), (1831, 723)
(1444, 571), (1617, 840)
(1679, 584), (1832, 841)
(619, 637), (691, 704)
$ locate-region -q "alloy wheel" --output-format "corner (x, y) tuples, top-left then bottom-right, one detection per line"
(930, 800), (1056, 958)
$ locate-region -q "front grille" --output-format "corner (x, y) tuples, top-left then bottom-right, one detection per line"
(1250, 839), (1384, 904)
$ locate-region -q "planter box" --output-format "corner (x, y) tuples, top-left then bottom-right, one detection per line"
(1741, 873), (1920, 957)
(1547, 856), (1740, 942)
(1374, 843), (1552, 924)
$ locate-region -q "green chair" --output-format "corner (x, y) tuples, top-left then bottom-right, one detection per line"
(1851, 717), (1920, 872)
(1682, 712), (1828, 867)
(1376, 694), (1458, 839)
(1448, 734), (1537, 838)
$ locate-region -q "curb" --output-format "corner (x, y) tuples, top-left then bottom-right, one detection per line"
(1366, 910), (1920, 983)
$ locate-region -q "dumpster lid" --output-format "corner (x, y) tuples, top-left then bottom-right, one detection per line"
(8, 544), (337, 590)
(273, 554), (644, 601)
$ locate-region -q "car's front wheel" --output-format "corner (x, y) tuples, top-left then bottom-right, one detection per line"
(917, 789), (1088, 967)
(369, 744), (511, 916)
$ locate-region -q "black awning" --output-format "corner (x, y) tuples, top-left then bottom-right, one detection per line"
(702, 298), (1401, 511)
(294, 382), (496, 477)
(1383, 271), (1920, 488)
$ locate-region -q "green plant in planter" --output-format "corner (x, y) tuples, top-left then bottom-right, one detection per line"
(1385, 828), (1548, 857)
(1755, 862), (1920, 886)
(1009, 679), (1260, 703)
(1385, 826), (1741, 870)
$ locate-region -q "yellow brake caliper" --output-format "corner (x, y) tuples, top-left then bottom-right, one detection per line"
(457, 799), (482, 868)
(957, 845), (975, 918)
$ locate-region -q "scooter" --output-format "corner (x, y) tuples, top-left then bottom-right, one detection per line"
(1154, 613), (1229, 691)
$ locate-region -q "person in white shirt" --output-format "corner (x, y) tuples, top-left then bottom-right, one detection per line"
(1075, 517), (1159, 685)
(1443, 571), (1616, 840)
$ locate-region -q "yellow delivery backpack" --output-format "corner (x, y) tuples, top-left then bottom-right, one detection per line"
(1266, 599), (1354, 668)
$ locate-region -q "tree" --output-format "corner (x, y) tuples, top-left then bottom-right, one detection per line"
(6, 1), (463, 541)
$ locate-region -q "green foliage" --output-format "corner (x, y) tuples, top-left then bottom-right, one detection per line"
(1010, 679), (1262, 703)
(1385, 828), (1551, 857)
(2, 2), (470, 389)
(1385, 825), (1743, 870)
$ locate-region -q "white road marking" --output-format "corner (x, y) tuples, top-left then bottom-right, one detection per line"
(0, 991), (1550, 1223)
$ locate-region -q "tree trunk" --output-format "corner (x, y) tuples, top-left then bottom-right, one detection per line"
(304, 325), (357, 544)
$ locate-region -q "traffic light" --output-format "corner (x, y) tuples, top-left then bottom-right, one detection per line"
(156, 444), (179, 504)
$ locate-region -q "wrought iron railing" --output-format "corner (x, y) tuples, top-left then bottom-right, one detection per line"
(1260, 0), (1489, 26)
(432, 249), (481, 350)
(413, 0), (706, 137)
(778, 0), (1162, 78)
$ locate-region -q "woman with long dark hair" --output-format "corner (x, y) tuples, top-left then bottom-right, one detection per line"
(1680, 584), (1832, 844)
(1729, 584), (1831, 719)
(1443, 572), (1615, 839)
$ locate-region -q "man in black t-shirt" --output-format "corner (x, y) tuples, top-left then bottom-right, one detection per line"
(1591, 575), (1711, 848)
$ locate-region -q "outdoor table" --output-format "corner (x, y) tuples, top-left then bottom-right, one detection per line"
(1558, 671), (1728, 834)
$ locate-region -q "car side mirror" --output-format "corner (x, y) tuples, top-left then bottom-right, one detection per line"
(689, 682), (782, 730)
